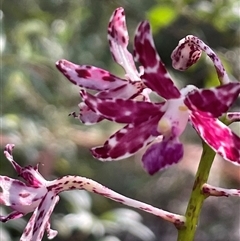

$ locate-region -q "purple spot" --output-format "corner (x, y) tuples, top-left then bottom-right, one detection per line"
(19, 193), (30, 198)
(122, 36), (126, 44)
(102, 75), (116, 82)
(76, 69), (91, 78)
(38, 210), (44, 219)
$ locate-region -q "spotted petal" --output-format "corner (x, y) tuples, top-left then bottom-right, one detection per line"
(96, 83), (141, 99)
(108, 7), (139, 81)
(91, 116), (161, 161)
(0, 210), (24, 223)
(185, 82), (240, 117)
(190, 111), (240, 164)
(142, 138), (184, 175)
(20, 193), (59, 241)
(0, 176), (46, 219)
(80, 90), (164, 124)
(73, 82), (141, 125)
(134, 21), (180, 99)
(56, 59), (127, 91)
(73, 102), (104, 125)
(20, 208), (38, 241)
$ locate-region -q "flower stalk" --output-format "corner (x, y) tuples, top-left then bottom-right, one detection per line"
(49, 175), (186, 225)
(177, 142), (216, 241)
(202, 184), (240, 197)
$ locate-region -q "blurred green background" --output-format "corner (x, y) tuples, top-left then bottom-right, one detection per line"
(1, 0), (240, 240)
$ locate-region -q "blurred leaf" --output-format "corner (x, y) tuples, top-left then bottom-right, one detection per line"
(147, 5), (177, 33)
(101, 208), (155, 241)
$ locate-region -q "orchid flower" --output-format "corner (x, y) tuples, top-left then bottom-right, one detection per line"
(0, 144), (185, 241)
(80, 21), (240, 175)
(56, 7), (150, 125)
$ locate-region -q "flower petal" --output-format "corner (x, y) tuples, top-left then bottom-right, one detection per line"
(0, 176), (46, 214)
(56, 59), (127, 91)
(142, 138), (184, 175)
(4, 144), (23, 174)
(20, 208), (38, 241)
(20, 193), (58, 241)
(4, 144), (46, 187)
(185, 82), (240, 117)
(134, 21), (181, 99)
(171, 35), (230, 85)
(46, 221), (58, 239)
(108, 7), (140, 81)
(80, 90), (164, 124)
(0, 211), (24, 223)
(91, 116), (161, 161)
(73, 102), (104, 125)
(96, 83), (141, 99)
(72, 83), (142, 125)
(190, 111), (240, 164)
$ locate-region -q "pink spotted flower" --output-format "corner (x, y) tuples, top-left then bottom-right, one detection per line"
(0, 144), (185, 241)
(56, 7), (150, 125)
(80, 21), (240, 175)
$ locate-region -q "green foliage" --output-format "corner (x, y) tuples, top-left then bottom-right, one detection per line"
(147, 5), (177, 33)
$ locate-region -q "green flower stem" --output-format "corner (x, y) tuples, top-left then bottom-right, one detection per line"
(177, 142), (216, 241)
